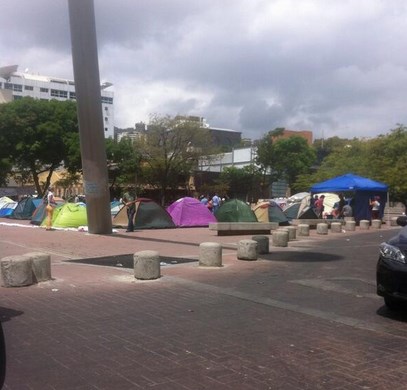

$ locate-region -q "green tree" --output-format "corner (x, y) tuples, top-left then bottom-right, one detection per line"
(105, 137), (141, 193)
(298, 127), (407, 205)
(135, 114), (216, 205)
(256, 133), (316, 192)
(255, 131), (275, 175)
(311, 139), (370, 181)
(218, 165), (263, 202)
(313, 136), (353, 164)
(296, 138), (374, 193)
(368, 126), (407, 203)
(0, 97), (78, 196)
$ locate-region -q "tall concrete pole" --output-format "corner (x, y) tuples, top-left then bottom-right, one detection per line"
(68, 0), (112, 234)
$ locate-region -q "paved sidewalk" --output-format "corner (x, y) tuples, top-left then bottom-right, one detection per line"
(1, 220), (407, 389)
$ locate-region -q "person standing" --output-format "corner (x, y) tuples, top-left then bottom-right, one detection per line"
(211, 193), (220, 214)
(122, 187), (136, 232)
(315, 195), (325, 218)
(337, 193), (346, 218)
(200, 194), (208, 206)
(45, 186), (57, 230)
(370, 196), (381, 220)
(311, 194), (319, 208)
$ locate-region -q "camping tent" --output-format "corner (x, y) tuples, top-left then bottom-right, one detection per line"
(0, 196), (13, 209)
(166, 197), (217, 227)
(286, 192), (310, 205)
(40, 202), (87, 228)
(0, 200), (17, 217)
(112, 198), (176, 229)
(310, 173), (389, 222)
(215, 199), (257, 222)
(253, 200), (290, 225)
(313, 193), (340, 216)
(9, 197), (42, 219)
(283, 195), (319, 220)
(110, 200), (123, 216)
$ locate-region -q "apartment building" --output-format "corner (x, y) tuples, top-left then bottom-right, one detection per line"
(0, 65), (114, 138)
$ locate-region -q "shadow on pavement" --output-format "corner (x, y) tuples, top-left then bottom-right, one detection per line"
(376, 304), (407, 323)
(260, 251), (343, 262)
(102, 231), (202, 248)
(0, 307), (23, 323)
(67, 254), (198, 268)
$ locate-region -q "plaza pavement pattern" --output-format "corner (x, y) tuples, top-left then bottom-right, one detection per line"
(0, 219), (407, 389)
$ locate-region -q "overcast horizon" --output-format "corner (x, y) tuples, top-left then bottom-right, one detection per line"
(1, 0), (407, 141)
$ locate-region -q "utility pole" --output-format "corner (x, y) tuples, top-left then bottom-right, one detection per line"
(67, 0), (112, 234)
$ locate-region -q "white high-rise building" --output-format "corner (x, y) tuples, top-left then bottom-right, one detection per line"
(0, 65), (114, 138)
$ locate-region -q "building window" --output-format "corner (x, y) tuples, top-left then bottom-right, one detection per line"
(105, 117), (109, 122)
(14, 95), (23, 100)
(101, 96), (113, 104)
(50, 89), (68, 98)
(40, 87), (49, 93)
(24, 85), (34, 91)
(69, 92), (76, 99)
(5, 83), (22, 92)
(105, 128), (108, 132)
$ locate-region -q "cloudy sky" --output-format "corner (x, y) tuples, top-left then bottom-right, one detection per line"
(1, 0), (407, 141)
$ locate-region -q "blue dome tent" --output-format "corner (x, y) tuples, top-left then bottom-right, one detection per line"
(310, 173), (389, 222)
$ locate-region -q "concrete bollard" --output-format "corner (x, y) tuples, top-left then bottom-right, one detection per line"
(371, 219), (382, 229)
(331, 222), (342, 233)
(272, 230), (289, 247)
(390, 217), (399, 226)
(251, 235), (269, 254)
(25, 252), (52, 282)
(199, 242), (222, 267)
(134, 250), (160, 280)
(359, 220), (370, 230)
(297, 224), (310, 236)
(286, 226), (297, 240)
(277, 227), (293, 241)
(237, 239), (258, 261)
(0, 255), (33, 287)
(345, 220), (356, 231)
(316, 223), (328, 235)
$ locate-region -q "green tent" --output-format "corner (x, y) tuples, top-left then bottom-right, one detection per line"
(112, 198), (175, 229)
(41, 203), (87, 228)
(215, 199), (257, 222)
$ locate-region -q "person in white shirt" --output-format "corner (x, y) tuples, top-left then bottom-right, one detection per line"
(211, 193), (220, 214)
(370, 196), (381, 220)
(45, 186), (57, 230)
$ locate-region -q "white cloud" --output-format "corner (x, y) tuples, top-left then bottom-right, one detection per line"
(1, 0), (407, 141)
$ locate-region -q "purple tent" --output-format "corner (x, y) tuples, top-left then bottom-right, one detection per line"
(166, 197), (217, 227)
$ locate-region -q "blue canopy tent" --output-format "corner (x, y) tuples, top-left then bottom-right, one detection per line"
(310, 173), (389, 222)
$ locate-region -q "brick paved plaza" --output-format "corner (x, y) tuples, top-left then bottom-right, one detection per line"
(1, 220), (407, 389)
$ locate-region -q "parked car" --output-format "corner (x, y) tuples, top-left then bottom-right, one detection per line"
(377, 215), (407, 309)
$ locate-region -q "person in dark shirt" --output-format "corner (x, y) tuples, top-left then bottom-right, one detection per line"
(122, 187), (136, 232)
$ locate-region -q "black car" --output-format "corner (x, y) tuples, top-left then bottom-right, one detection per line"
(377, 215), (407, 309)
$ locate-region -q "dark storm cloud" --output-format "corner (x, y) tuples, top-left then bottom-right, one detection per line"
(2, 0), (407, 141)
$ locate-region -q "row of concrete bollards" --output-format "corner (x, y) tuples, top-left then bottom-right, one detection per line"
(0, 218), (389, 286)
(200, 235), (270, 265)
(0, 250), (164, 287)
